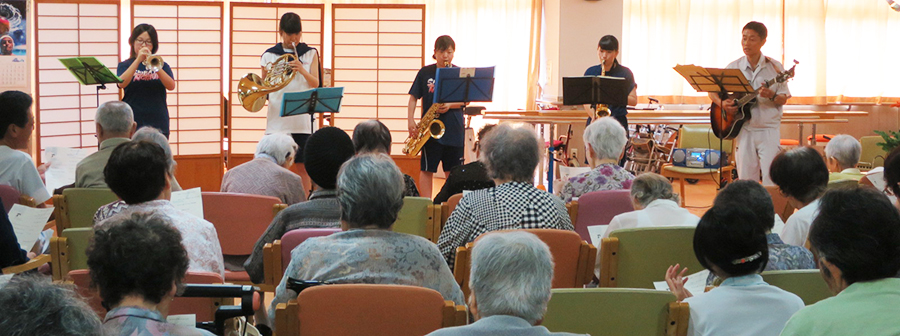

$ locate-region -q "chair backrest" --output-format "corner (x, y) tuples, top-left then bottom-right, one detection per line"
(51, 228), (95, 280)
(827, 179), (859, 190)
(761, 270), (834, 305)
(201, 192), (281, 255)
(285, 284), (465, 336)
(858, 135), (887, 169)
(542, 288), (688, 336)
(574, 189), (634, 242)
(765, 185), (796, 222)
(0, 184), (20, 213)
(57, 188), (119, 230)
(280, 228), (342, 271)
(522, 229), (596, 288)
(392, 197), (438, 242)
(600, 226), (702, 289)
(440, 193), (463, 231)
(677, 125), (733, 154)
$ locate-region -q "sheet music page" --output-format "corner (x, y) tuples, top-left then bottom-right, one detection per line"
(8, 204), (54, 252)
(43, 147), (95, 194)
(587, 225), (609, 247)
(170, 187), (204, 219)
(654, 269), (710, 295)
(166, 314), (196, 328)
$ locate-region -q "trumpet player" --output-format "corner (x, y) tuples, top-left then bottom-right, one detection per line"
(117, 24), (175, 138)
(260, 12), (320, 189)
(407, 35), (466, 198)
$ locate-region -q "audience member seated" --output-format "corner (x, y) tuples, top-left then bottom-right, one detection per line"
(96, 141), (224, 276)
(559, 117), (634, 203)
(770, 146), (828, 247)
(603, 172), (699, 239)
(780, 187), (900, 335)
(824, 134), (863, 182)
(433, 124), (496, 204)
(88, 213), (215, 336)
(244, 126), (355, 283)
(427, 231), (587, 336)
(0, 275), (102, 335)
(706, 180), (815, 285)
(1, 205), (31, 269)
(353, 119), (420, 196)
(882, 146), (900, 208)
(74, 101), (136, 188)
(437, 124), (573, 268)
(0, 90), (50, 205)
(268, 154), (464, 329)
(666, 205), (804, 336)
(221, 133), (305, 205)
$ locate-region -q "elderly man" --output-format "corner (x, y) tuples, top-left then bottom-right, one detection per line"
(221, 132), (305, 204)
(0, 275), (102, 336)
(74, 101), (136, 188)
(428, 231), (587, 336)
(0, 90), (50, 205)
(437, 124), (573, 268)
(780, 187), (900, 336)
(824, 134), (863, 182)
(559, 116), (635, 203)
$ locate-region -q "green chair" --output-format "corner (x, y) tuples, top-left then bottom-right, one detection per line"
(761, 269), (834, 305)
(599, 226), (701, 289)
(50, 227), (94, 281)
(392, 197), (440, 243)
(542, 288), (688, 336)
(858, 135), (887, 170)
(53, 188), (119, 231)
(827, 179), (859, 190)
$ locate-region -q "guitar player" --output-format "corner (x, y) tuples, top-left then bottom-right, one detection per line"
(708, 21), (791, 186)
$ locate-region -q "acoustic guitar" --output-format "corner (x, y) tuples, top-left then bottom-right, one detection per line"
(710, 60), (798, 140)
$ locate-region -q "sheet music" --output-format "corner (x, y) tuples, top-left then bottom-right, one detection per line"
(43, 147), (95, 194)
(587, 225), (609, 247)
(8, 204), (54, 252)
(166, 314), (196, 328)
(170, 187), (204, 219)
(653, 269), (711, 295)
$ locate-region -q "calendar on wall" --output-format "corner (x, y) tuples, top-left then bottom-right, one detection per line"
(0, 0), (28, 88)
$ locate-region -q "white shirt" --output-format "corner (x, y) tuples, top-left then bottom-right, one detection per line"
(684, 274), (804, 336)
(602, 199), (699, 238)
(781, 198), (821, 247)
(0, 145), (51, 204)
(725, 55), (791, 130)
(261, 47), (318, 134)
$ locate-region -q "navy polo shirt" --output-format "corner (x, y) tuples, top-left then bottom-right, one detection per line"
(584, 60), (637, 117)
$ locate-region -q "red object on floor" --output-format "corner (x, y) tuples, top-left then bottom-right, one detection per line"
(780, 139), (800, 146)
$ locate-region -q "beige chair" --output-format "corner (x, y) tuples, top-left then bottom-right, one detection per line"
(761, 269), (834, 305)
(599, 226), (701, 288)
(858, 135), (887, 170)
(52, 188), (119, 231)
(49, 227), (94, 281)
(392, 197), (441, 243)
(542, 288), (689, 336)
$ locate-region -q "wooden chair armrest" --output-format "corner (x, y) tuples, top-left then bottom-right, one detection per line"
(2, 254), (51, 274)
(575, 241), (598, 286)
(666, 301), (690, 336)
(427, 204), (440, 243)
(453, 243), (473, 300)
(598, 237), (619, 287)
(566, 201), (579, 226)
(273, 203), (288, 217)
(275, 300), (299, 336)
(50, 236), (69, 281)
(52, 195), (69, 232)
(18, 195), (37, 208)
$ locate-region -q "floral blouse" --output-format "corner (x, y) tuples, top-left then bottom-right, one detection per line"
(103, 306), (215, 336)
(559, 163), (635, 203)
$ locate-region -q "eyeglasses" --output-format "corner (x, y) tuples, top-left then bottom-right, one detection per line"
(135, 39), (153, 46)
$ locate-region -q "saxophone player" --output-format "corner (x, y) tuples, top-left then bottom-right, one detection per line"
(407, 35), (466, 198)
(584, 35), (637, 130)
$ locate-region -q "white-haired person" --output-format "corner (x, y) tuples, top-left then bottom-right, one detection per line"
(437, 124), (573, 269)
(427, 231), (588, 336)
(824, 134), (863, 182)
(221, 132), (305, 204)
(74, 101), (136, 188)
(559, 116), (635, 203)
(603, 173), (699, 239)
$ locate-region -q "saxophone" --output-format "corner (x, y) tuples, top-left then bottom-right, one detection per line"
(595, 63), (611, 118)
(402, 62), (449, 157)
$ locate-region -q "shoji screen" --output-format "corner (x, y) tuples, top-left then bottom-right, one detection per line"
(228, 3), (323, 167)
(34, 0), (120, 161)
(331, 4), (425, 155)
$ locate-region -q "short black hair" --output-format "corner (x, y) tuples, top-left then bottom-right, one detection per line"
(743, 21), (768, 40)
(694, 205), (769, 277)
(0, 90), (32, 138)
(128, 23), (159, 60)
(713, 180), (775, 231)
(598, 35), (619, 51)
(810, 187), (900, 284)
(104, 141), (168, 204)
(304, 126), (355, 190)
(352, 120), (391, 154)
(87, 213), (189, 307)
(883, 146), (900, 197)
(770, 146), (828, 204)
(279, 12), (302, 35)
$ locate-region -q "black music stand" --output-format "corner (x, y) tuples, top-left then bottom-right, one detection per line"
(562, 76), (629, 110)
(58, 57), (122, 107)
(282, 87), (344, 134)
(434, 66), (495, 109)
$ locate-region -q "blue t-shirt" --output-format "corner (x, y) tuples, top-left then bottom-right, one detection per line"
(584, 61), (636, 117)
(117, 59), (174, 136)
(408, 64), (465, 148)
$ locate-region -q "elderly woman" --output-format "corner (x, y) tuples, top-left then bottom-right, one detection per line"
(824, 134), (863, 181)
(353, 119), (419, 196)
(427, 231), (587, 336)
(268, 154), (464, 329)
(0, 275), (101, 336)
(603, 173), (699, 239)
(770, 146), (829, 247)
(559, 117), (635, 203)
(88, 213), (215, 336)
(666, 205), (804, 336)
(437, 124), (573, 268)
(221, 132), (305, 204)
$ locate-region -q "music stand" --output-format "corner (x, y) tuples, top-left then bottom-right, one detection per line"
(282, 87), (344, 134)
(562, 76), (629, 108)
(58, 57), (122, 107)
(434, 66), (495, 108)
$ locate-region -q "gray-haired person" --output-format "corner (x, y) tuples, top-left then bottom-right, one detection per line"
(0, 275), (102, 336)
(824, 134), (863, 182)
(559, 116), (635, 203)
(603, 173), (699, 239)
(74, 100), (136, 188)
(132, 126), (182, 191)
(437, 123), (573, 269)
(221, 132), (305, 204)
(427, 231), (587, 336)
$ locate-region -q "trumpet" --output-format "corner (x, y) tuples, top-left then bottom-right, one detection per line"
(142, 54), (164, 73)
